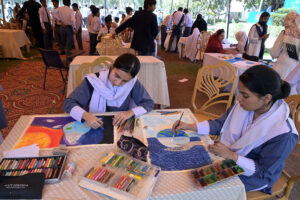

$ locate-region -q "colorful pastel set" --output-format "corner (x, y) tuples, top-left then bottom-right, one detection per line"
(117, 117), (138, 133)
(190, 159), (244, 188)
(79, 151), (161, 200)
(0, 155), (67, 183)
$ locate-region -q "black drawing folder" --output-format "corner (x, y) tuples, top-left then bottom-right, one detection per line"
(0, 173), (45, 199)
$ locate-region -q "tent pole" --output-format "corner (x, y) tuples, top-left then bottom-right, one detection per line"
(226, 0), (231, 38)
(187, 0), (190, 9)
(170, 0), (173, 14)
(1, 0), (6, 24)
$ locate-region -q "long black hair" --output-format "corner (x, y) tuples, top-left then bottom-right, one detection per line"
(113, 54), (140, 78)
(239, 65), (290, 102)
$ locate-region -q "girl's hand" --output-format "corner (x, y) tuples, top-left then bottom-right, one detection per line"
(171, 121), (197, 133)
(113, 110), (134, 126)
(208, 142), (238, 161)
(82, 112), (103, 129)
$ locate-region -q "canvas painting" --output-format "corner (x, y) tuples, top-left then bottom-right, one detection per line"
(15, 115), (114, 149)
(141, 113), (212, 171)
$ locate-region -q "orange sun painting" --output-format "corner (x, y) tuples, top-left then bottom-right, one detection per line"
(15, 126), (64, 149)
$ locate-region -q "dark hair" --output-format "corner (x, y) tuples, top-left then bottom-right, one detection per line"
(52, 0), (59, 3)
(178, 7), (183, 11)
(92, 7), (99, 16)
(63, 0), (70, 6)
(183, 8), (188, 13)
(126, 7), (133, 15)
(196, 14), (202, 20)
(239, 65), (290, 102)
(139, 7), (143, 11)
(260, 11), (270, 19)
(72, 3), (78, 8)
(122, 13), (126, 18)
(105, 15), (112, 23)
(114, 17), (119, 22)
(40, 0), (45, 4)
(216, 29), (225, 37)
(89, 5), (96, 12)
(113, 54), (140, 77)
(144, 0), (156, 10)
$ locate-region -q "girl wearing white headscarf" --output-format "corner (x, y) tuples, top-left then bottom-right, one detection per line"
(64, 54), (154, 129)
(235, 31), (247, 53)
(271, 12), (300, 79)
(172, 65), (298, 194)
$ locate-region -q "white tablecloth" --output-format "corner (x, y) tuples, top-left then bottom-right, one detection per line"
(178, 37), (188, 59)
(203, 53), (262, 77)
(0, 29), (31, 59)
(67, 56), (170, 107)
(0, 109), (246, 200)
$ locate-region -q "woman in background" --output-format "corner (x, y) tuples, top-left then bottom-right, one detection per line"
(246, 12), (270, 59)
(205, 29), (238, 54)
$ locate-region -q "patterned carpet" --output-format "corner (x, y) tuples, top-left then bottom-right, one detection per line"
(0, 60), (67, 139)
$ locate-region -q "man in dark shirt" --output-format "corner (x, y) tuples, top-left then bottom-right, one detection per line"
(18, 0), (44, 48)
(114, 0), (158, 56)
(191, 14), (207, 33)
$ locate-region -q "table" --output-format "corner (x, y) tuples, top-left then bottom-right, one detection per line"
(203, 53), (262, 77)
(0, 109), (246, 200)
(67, 56), (170, 107)
(0, 29), (31, 59)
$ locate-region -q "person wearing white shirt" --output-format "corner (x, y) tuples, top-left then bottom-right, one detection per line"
(97, 15), (115, 40)
(81, 4), (89, 27)
(51, 0), (63, 53)
(168, 7), (184, 52)
(89, 7), (101, 55)
(39, 0), (52, 49)
(57, 0), (76, 56)
(183, 8), (192, 37)
(160, 14), (172, 49)
(86, 5), (95, 42)
(72, 3), (83, 50)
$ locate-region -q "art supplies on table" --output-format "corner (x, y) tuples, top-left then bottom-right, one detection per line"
(0, 155), (68, 183)
(0, 173), (45, 199)
(79, 151), (161, 200)
(190, 159), (244, 188)
(117, 117), (138, 134)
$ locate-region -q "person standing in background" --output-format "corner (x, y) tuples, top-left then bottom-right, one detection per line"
(72, 3), (83, 50)
(57, 0), (76, 56)
(89, 7), (101, 55)
(160, 14), (172, 49)
(86, 5), (95, 43)
(13, 3), (21, 19)
(245, 12), (270, 60)
(81, 4), (89, 28)
(18, 0), (44, 48)
(115, 0), (158, 56)
(51, 0), (63, 53)
(39, 0), (53, 49)
(168, 7), (184, 52)
(123, 7), (133, 23)
(183, 8), (192, 37)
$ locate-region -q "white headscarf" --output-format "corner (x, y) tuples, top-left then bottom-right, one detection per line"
(235, 31), (247, 53)
(86, 69), (137, 113)
(220, 100), (298, 156)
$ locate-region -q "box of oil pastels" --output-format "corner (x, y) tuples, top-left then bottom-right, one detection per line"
(0, 155), (68, 184)
(79, 151), (161, 200)
(190, 159), (244, 188)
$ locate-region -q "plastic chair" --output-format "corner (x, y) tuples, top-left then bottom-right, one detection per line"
(40, 48), (69, 94)
(75, 57), (114, 88)
(246, 94), (300, 200)
(191, 61), (237, 119)
(199, 31), (212, 67)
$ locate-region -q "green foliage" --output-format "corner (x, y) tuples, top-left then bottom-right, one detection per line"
(268, 25), (284, 37)
(271, 13), (286, 26)
(271, 8), (297, 26)
(277, 8), (297, 13)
